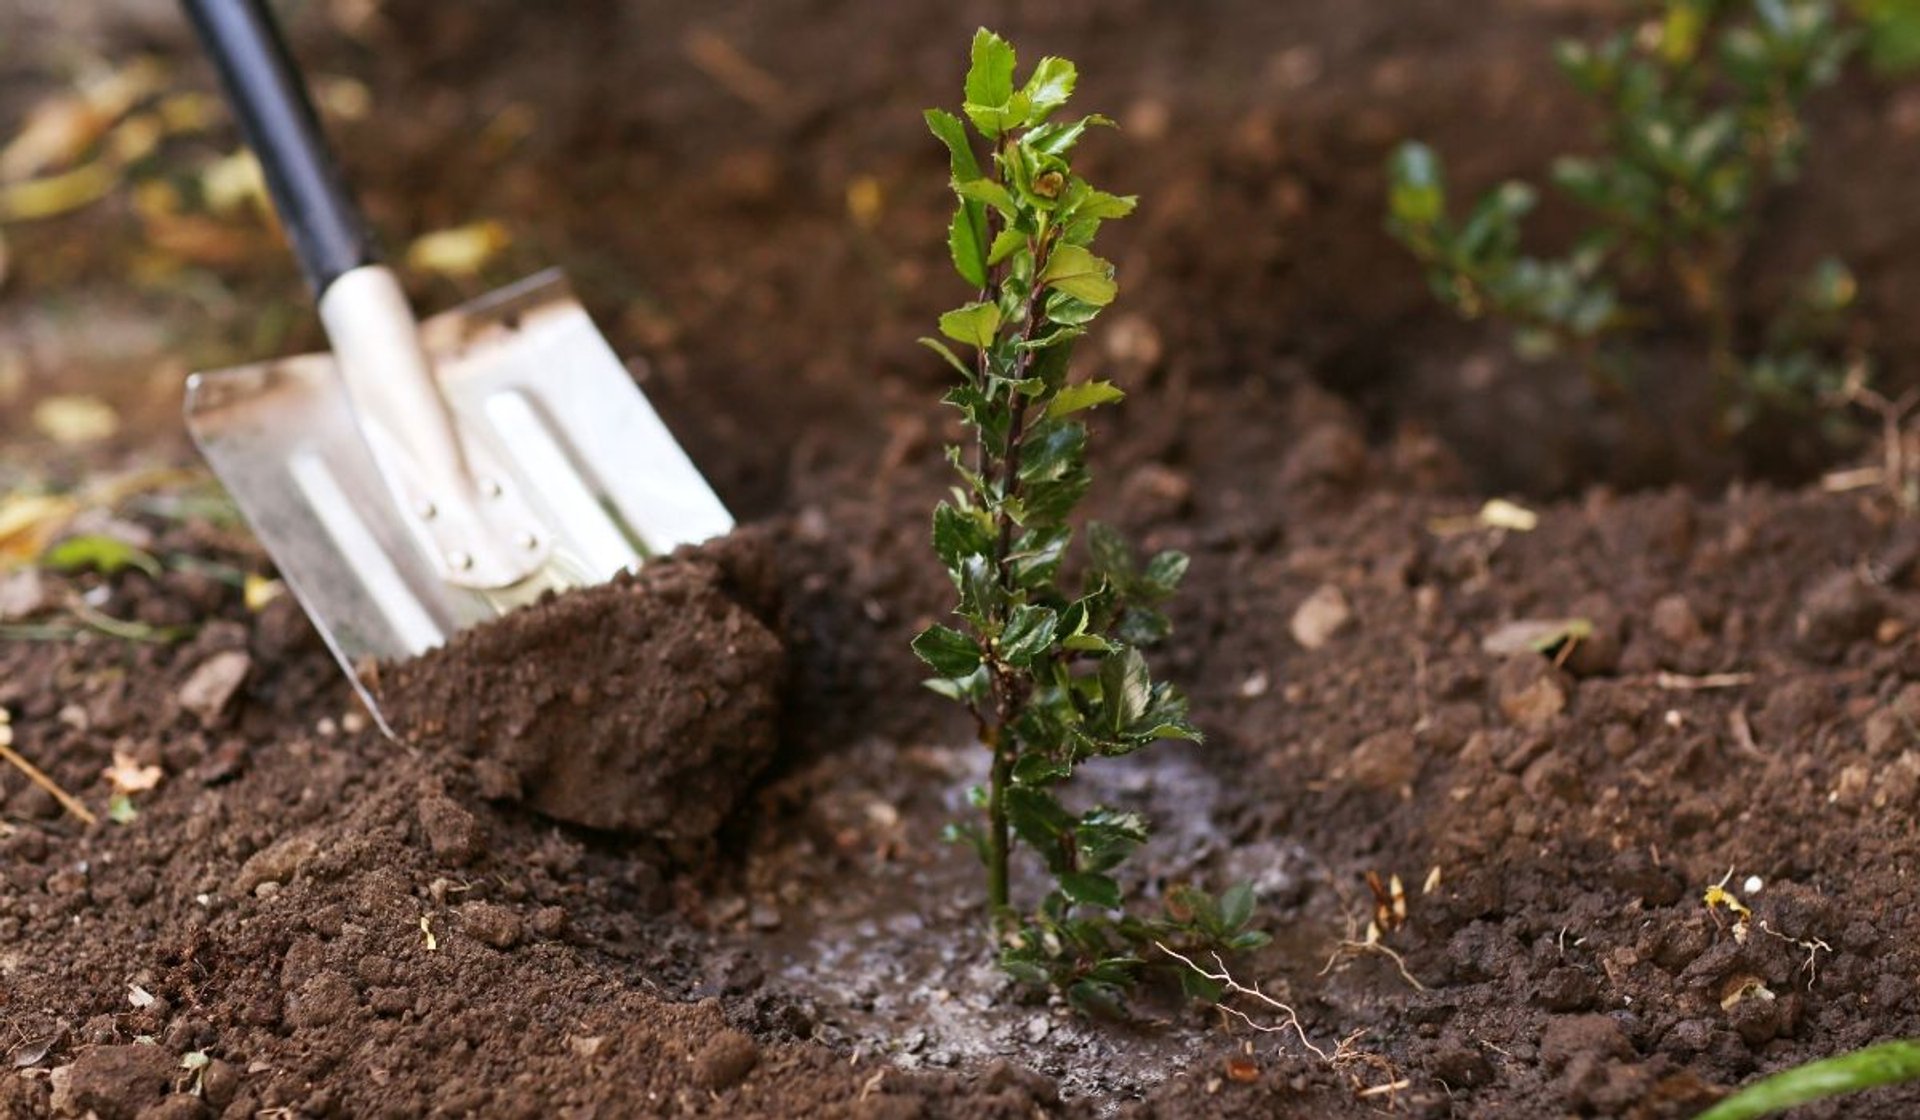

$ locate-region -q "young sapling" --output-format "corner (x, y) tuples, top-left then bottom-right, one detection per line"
(914, 29), (1266, 1015)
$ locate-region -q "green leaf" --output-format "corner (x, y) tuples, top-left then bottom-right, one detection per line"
(1027, 114), (1114, 157)
(1059, 871), (1121, 909)
(927, 110), (991, 286)
(1099, 647), (1152, 735)
(912, 624), (982, 677)
(1387, 142), (1447, 228)
(1141, 550), (1189, 595)
(917, 337), (974, 378)
(998, 604), (1059, 667)
(987, 228), (1026, 267)
(1696, 1039), (1920, 1120)
(1018, 419), (1087, 484)
(939, 301), (1004, 348)
(1066, 979), (1128, 1019)
(41, 534), (162, 578)
(924, 108), (984, 181)
(954, 177), (1018, 217)
(1038, 244), (1117, 306)
(1178, 966), (1225, 1004)
(1012, 753), (1071, 784)
(932, 502), (994, 569)
(948, 208), (989, 288)
(107, 793), (137, 824)
(1006, 786), (1076, 864)
(1219, 881), (1257, 932)
(1046, 380), (1125, 418)
(1229, 930), (1272, 951)
(1020, 56), (1077, 123)
(965, 28), (1017, 113)
(1071, 190), (1137, 221)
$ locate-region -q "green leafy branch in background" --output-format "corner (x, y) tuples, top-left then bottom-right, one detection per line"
(914, 29), (1266, 1016)
(1387, 0), (1868, 437)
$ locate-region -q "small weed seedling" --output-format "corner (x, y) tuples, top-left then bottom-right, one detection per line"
(915, 30), (1267, 1015)
(1387, 0), (1865, 437)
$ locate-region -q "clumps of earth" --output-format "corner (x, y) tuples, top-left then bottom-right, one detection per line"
(376, 531), (787, 838)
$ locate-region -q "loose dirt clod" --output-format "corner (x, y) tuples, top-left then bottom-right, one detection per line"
(378, 534), (786, 837)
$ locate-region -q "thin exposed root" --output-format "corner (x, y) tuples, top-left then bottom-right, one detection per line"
(1155, 942), (1333, 1063)
(1320, 935), (1428, 993)
(0, 712), (96, 826)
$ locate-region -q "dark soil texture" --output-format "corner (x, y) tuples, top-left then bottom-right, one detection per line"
(7, 1), (1920, 1118)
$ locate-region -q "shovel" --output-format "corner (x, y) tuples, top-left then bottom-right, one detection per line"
(179, 0), (732, 731)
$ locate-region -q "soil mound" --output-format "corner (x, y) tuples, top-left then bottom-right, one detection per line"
(378, 532), (786, 837)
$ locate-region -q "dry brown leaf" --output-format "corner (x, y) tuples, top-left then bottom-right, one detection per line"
(0, 57), (166, 181)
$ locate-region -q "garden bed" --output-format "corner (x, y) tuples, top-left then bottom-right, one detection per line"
(5, 1), (1920, 1117)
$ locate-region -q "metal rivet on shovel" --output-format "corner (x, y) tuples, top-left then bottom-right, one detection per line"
(178, 0), (731, 730)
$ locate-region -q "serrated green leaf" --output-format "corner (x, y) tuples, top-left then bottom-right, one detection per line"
(965, 28), (1017, 113)
(1099, 647), (1152, 735)
(999, 604), (1059, 666)
(1019, 419), (1087, 485)
(1026, 113), (1113, 157)
(913, 624), (982, 677)
(939, 301), (1004, 348)
(1072, 190), (1136, 221)
(1047, 380), (1125, 418)
(948, 208), (989, 288)
(925, 108), (984, 180)
(1039, 244), (1117, 306)
(1020, 56), (1077, 123)
(954, 177), (1018, 217)
(1012, 753), (1072, 784)
(1059, 871), (1121, 909)
(932, 502), (994, 569)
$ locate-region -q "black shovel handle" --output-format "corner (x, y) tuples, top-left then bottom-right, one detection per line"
(182, 0), (379, 296)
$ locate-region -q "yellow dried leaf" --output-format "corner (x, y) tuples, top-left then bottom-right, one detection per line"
(0, 160), (118, 222)
(1477, 498), (1539, 532)
(200, 150), (267, 217)
(0, 493), (80, 563)
(847, 175), (884, 228)
(421, 915), (438, 952)
(244, 574), (285, 612)
(313, 76), (372, 121)
(405, 220), (511, 279)
(32, 394), (120, 445)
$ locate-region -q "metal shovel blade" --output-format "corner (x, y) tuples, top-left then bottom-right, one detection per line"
(184, 269), (733, 727)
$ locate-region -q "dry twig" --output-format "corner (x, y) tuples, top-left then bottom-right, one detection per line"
(0, 710), (96, 825)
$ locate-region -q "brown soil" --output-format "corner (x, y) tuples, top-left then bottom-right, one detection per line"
(375, 533), (786, 838)
(7, 1), (1920, 1118)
